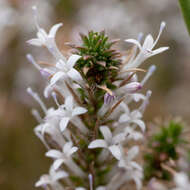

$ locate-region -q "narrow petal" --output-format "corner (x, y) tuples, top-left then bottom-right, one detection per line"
(127, 146), (139, 161)
(53, 159), (64, 170)
(132, 119), (145, 132)
(67, 68), (83, 82)
(142, 34), (154, 50)
(125, 39), (142, 50)
(50, 71), (65, 86)
(113, 133), (125, 144)
(53, 171), (68, 181)
(100, 126), (112, 142)
(35, 175), (51, 187)
(68, 147), (78, 156)
(108, 145), (122, 160)
(150, 47), (169, 56)
(60, 117), (70, 132)
(27, 39), (43, 46)
(65, 96), (73, 111)
(72, 107), (87, 117)
(49, 23), (63, 38)
(67, 54), (81, 68)
(45, 149), (62, 159)
(88, 140), (107, 149)
(119, 113), (130, 123)
(63, 142), (72, 153)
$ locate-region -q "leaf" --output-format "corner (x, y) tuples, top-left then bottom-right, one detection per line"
(179, 0), (190, 35)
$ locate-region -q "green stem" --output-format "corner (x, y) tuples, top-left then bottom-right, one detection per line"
(179, 0), (190, 35)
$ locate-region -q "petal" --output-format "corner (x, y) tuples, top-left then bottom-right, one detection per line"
(67, 55), (81, 68)
(142, 34), (154, 50)
(53, 171), (68, 181)
(133, 119), (145, 132)
(127, 146), (139, 161)
(63, 142), (72, 153)
(113, 133), (125, 144)
(76, 188), (86, 190)
(68, 147), (78, 156)
(35, 175), (51, 187)
(45, 150), (62, 159)
(88, 140), (107, 149)
(49, 23), (63, 38)
(125, 39), (142, 50)
(108, 145), (122, 160)
(72, 107), (87, 117)
(151, 47), (169, 56)
(67, 68), (83, 82)
(53, 159), (64, 170)
(65, 96), (73, 110)
(50, 71), (65, 86)
(60, 117), (70, 132)
(27, 39), (43, 46)
(119, 113), (130, 123)
(131, 110), (142, 119)
(132, 93), (146, 102)
(100, 126), (112, 142)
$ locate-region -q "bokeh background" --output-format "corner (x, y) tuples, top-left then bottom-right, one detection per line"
(0, 0), (189, 189)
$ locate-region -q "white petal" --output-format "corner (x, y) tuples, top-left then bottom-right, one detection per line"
(49, 23), (63, 38)
(142, 34), (154, 50)
(131, 110), (142, 119)
(67, 54), (81, 68)
(88, 140), (107, 149)
(108, 145), (122, 160)
(53, 171), (68, 181)
(50, 71), (65, 86)
(53, 159), (64, 170)
(99, 126), (112, 142)
(35, 175), (51, 187)
(27, 39), (43, 46)
(67, 68), (83, 82)
(60, 117), (70, 132)
(119, 113), (130, 123)
(151, 47), (169, 56)
(125, 39), (142, 50)
(68, 147), (78, 156)
(45, 150), (62, 159)
(133, 119), (145, 132)
(76, 188), (86, 190)
(113, 133), (125, 144)
(63, 142), (72, 153)
(131, 161), (142, 171)
(72, 107), (87, 117)
(65, 96), (73, 110)
(96, 186), (106, 190)
(132, 93), (146, 102)
(127, 146), (139, 161)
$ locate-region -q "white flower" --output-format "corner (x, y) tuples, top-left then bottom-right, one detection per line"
(124, 22), (169, 69)
(124, 127), (143, 141)
(118, 102), (145, 131)
(46, 142), (78, 170)
(35, 166), (68, 188)
(76, 187), (105, 190)
(88, 126), (125, 160)
(58, 96), (88, 133)
(50, 55), (83, 86)
(173, 172), (190, 190)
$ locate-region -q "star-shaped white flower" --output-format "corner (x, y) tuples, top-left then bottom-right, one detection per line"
(35, 166), (68, 188)
(46, 142), (78, 170)
(118, 102), (145, 131)
(88, 126), (125, 160)
(58, 96), (88, 133)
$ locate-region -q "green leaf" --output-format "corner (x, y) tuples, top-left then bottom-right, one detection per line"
(179, 0), (190, 35)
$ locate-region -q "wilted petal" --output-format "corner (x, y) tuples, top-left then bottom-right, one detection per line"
(45, 149), (62, 159)
(88, 140), (107, 149)
(67, 55), (81, 68)
(100, 126), (112, 142)
(108, 145), (122, 160)
(72, 107), (87, 117)
(60, 117), (70, 131)
(49, 23), (63, 38)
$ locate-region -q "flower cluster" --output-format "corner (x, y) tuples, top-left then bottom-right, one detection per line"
(27, 6), (168, 190)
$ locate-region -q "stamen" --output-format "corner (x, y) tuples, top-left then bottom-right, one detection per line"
(32, 6), (40, 30)
(40, 69), (51, 79)
(137, 32), (144, 42)
(27, 87), (47, 113)
(51, 92), (60, 107)
(139, 90), (152, 113)
(31, 109), (42, 123)
(26, 54), (41, 70)
(88, 174), (93, 190)
(141, 65), (156, 86)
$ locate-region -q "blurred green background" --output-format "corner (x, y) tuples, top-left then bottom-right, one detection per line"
(0, 0), (189, 189)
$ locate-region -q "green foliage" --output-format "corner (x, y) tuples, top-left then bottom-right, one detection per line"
(179, 0), (190, 35)
(144, 121), (184, 180)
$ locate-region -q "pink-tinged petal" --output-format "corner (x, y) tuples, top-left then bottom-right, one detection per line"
(108, 145), (122, 160)
(132, 119), (145, 132)
(88, 140), (107, 149)
(124, 82), (142, 93)
(119, 113), (130, 123)
(35, 175), (51, 187)
(53, 159), (64, 170)
(125, 39), (142, 50)
(27, 39), (43, 46)
(49, 23), (63, 38)
(142, 34), (154, 50)
(50, 71), (65, 86)
(67, 55), (81, 68)
(100, 126), (112, 142)
(72, 107), (87, 117)
(65, 96), (73, 110)
(45, 149), (62, 159)
(127, 146), (139, 161)
(53, 171), (68, 181)
(67, 68), (83, 82)
(60, 117), (70, 132)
